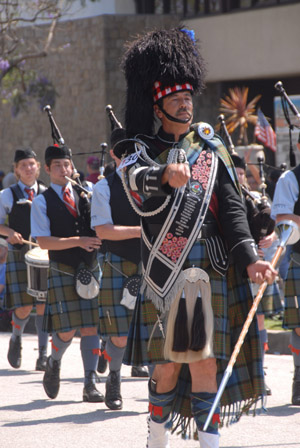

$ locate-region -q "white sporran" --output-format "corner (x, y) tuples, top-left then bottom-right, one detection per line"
(75, 265), (100, 300)
(120, 274), (141, 310)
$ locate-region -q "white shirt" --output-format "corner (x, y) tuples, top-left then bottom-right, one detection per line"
(271, 170), (299, 219)
(0, 180), (38, 224)
(90, 171), (122, 229)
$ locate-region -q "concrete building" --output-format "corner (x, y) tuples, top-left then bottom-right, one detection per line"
(0, 1), (299, 177)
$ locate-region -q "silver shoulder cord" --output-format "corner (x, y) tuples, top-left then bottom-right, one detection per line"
(120, 140), (186, 217)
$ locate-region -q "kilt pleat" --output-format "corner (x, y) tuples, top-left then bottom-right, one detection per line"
(43, 261), (100, 333)
(5, 248), (35, 309)
(99, 252), (139, 337)
(253, 280), (283, 316)
(283, 254), (300, 328)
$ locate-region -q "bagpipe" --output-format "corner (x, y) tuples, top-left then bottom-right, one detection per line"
(274, 81), (300, 167)
(43, 105), (99, 228)
(43, 105), (108, 196)
(218, 114), (275, 243)
(43, 105), (104, 299)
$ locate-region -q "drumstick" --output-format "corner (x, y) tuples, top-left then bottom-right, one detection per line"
(22, 239), (39, 247)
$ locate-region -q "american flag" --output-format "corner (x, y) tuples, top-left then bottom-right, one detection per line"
(254, 108), (277, 152)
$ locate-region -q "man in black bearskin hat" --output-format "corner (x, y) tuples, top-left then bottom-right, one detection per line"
(112, 28), (277, 447)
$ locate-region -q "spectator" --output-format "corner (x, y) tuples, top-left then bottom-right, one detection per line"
(86, 156), (101, 184)
(2, 167), (17, 189)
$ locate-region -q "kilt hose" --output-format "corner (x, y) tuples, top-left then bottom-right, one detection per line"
(283, 252), (300, 329)
(43, 260), (100, 333)
(5, 247), (36, 309)
(124, 240), (264, 431)
(99, 252), (139, 337)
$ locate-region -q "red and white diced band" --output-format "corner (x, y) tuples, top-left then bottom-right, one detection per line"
(153, 81), (193, 102)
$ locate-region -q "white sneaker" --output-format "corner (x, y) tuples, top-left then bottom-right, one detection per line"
(146, 416), (170, 448)
(197, 430), (219, 448)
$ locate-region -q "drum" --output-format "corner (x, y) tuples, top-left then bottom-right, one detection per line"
(25, 247), (49, 301)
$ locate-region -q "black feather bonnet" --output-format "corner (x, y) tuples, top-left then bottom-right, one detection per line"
(122, 27), (206, 137)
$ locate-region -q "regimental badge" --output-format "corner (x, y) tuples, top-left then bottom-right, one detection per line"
(198, 122), (214, 140)
(190, 181), (202, 196)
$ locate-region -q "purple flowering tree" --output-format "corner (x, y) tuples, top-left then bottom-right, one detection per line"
(0, 0), (97, 116)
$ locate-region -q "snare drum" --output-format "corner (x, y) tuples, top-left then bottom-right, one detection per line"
(25, 247), (49, 300)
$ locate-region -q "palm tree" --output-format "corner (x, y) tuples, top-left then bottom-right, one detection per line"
(218, 86), (261, 145)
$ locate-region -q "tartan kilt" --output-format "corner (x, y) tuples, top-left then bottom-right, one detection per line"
(43, 260), (100, 333)
(4, 248), (36, 309)
(283, 253), (300, 329)
(253, 280), (283, 316)
(99, 252), (140, 337)
(124, 240), (264, 420)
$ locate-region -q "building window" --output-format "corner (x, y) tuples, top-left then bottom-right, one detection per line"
(135, 0), (298, 16)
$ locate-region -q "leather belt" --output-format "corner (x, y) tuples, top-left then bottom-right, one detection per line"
(198, 222), (219, 239)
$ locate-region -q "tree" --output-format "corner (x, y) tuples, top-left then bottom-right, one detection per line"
(0, 0), (98, 116)
(218, 86), (261, 145)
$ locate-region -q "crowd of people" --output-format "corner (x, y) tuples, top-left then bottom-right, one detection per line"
(0, 27), (299, 448)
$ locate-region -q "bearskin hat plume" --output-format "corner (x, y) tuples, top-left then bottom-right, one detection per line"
(122, 27), (206, 137)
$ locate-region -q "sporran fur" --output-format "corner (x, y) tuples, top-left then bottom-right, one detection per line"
(164, 267), (214, 363)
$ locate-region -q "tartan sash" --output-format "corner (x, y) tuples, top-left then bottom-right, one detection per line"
(141, 148), (218, 312)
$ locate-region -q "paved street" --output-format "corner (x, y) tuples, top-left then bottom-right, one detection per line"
(0, 332), (299, 448)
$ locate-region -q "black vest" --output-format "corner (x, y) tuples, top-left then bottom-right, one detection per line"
(101, 172), (141, 265)
(292, 165), (300, 253)
(9, 182), (47, 250)
(43, 186), (96, 268)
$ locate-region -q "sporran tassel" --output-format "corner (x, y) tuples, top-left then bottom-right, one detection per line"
(172, 296), (189, 352)
(189, 296), (206, 351)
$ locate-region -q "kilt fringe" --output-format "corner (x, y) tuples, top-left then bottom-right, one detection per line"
(167, 394), (263, 440)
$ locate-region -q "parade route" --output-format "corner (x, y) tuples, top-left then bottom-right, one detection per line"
(0, 332), (299, 448)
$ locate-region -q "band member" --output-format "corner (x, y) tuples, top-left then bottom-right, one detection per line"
(30, 145), (103, 402)
(113, 28), (277, 447)
(232, 154), (282, 395)
(91, 146), (148, 411)
(0, 148), (48, 371)
(271, 166), (300, 406)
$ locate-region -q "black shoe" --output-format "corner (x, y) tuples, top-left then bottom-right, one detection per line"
(43, 356), (60, 399)
(83, 371), (104, 402)
(7, 336), (22, 369)
(292, 366), (300, 405)
(105, 370), (123, 410)
(97, 340), (108, 374)
(36, 355), (47, 371)
(131, 365), (149, 378)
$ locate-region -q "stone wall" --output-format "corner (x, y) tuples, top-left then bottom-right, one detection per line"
(0, 14), (221, 183)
